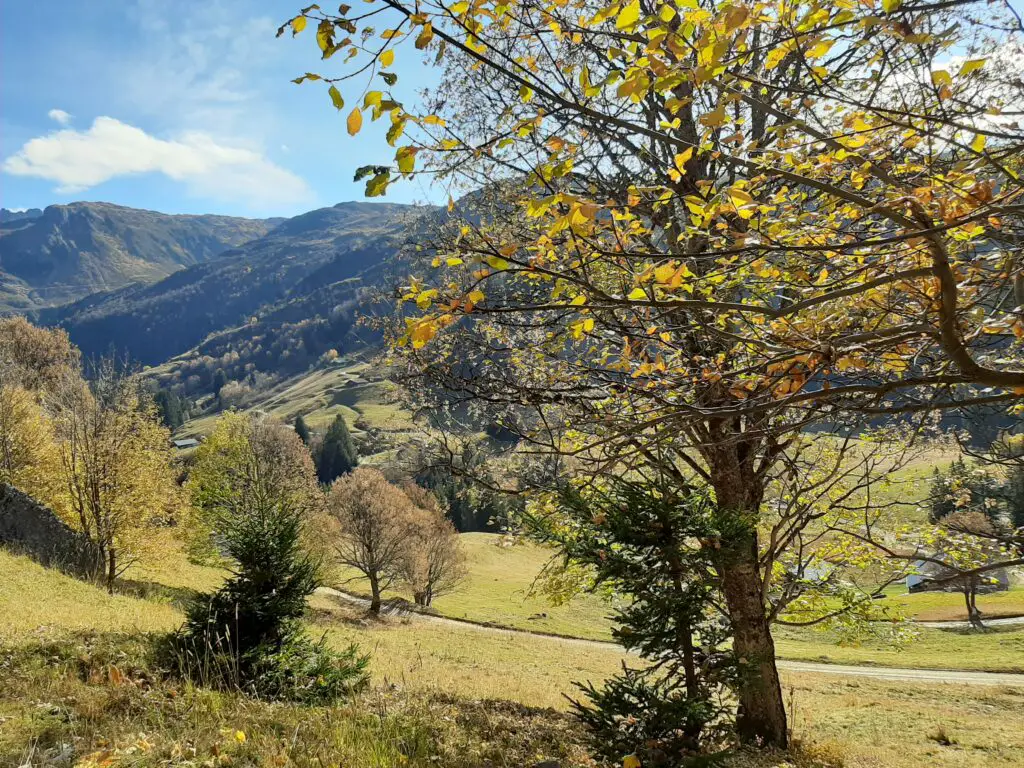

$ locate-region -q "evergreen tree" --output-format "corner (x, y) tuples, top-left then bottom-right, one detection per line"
(541, 477), (736, 762)
(170, 413), (368, 701)
(212, 368), (228, 397)
(154, 389), (187, 430)
(294, 414), (311, 446)
(317, 414), (358, 484)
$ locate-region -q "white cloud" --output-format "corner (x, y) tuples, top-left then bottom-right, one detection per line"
(48, 109), (71, 125)
(3, 117), (313, 209)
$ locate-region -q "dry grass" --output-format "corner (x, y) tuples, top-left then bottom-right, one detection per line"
(3, 548), (1024, 767)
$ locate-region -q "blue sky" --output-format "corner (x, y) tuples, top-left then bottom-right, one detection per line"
(0, 0), (441, 217)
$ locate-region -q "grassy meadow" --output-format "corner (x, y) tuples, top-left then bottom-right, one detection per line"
(3, 546), (1024, 767)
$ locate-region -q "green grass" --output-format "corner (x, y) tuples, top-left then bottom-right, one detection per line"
(337, 532), (1024, 672)
(775, 624), (1024, 673)
(882, 584), (1024, 622)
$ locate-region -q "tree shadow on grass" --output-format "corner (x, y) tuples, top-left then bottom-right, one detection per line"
(113, 578), (202, 609)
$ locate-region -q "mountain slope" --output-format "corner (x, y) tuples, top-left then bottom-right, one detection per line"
(44, 202), (429, 366)
(0, 202), (278, 311)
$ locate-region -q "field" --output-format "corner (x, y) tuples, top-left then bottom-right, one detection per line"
(167, 358), (414, 442)
(330, 533), (1024, 672)
(3, 547), (1024, 767)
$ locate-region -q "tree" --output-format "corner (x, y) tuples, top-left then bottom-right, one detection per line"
(212, 368), (228, 398)
(399, 482), (466, 606)
(327, 467), (415, 614)
(153, 388), (188, 430)
(294, 414), (311, 445)
(0, 378), (61, 504)
(51, 360), (179, 590)
(175, 411), (367, 701)
(0, 316), (79, 392)
(920, 510), (1013, 629)
(317, 414), (358, 484)
(545, 476), (735, 762)
(288, 0), (1024, 747)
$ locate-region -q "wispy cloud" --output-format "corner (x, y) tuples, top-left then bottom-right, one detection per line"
(3, 116), (313, 209)
(47, 109), (71, 125)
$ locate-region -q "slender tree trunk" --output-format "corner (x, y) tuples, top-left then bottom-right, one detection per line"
(106, 548), (117, 594)
(966, 582), (984, 629)
(368, 572), (381, 614)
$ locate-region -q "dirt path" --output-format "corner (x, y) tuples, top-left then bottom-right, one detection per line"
(317, 587), (1024, 687)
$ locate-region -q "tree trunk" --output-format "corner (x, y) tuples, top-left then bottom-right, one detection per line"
(368, 572), (382, 614)
(966, 581), (984, 629)
(707, 443), (789, 749)
(718, 537), (788, 748)
(105, 548), (117, 594)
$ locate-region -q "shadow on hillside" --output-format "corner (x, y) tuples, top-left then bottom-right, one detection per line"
(114, 578), (202, 610)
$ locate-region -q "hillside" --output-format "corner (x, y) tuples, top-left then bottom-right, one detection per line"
(0, 202), (278, 311)
(42, 201), (428, 367)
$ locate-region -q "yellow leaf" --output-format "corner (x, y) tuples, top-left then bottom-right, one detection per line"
(616, 0), (641, 30)
(380, 49), (395, 67)
(881, 0), (901, 11)
(328, 85), (344, 111)
(347, 108), (363, 136)
(291, 16), (307, 35)
(930, 69), (952, 88)
(570, 294), (588, 306)
(467, 289), (485, 304)
(415, 24), (434, 49)
(699, 105), (726, 128)
(958, 58), (986, 76)
(654, 264), (675, 283)
(623, 755), (642, 768)
(234, 731), (246, 744)
(971, 134), (987, 153)
(673, 147), (694, 172)
(628, 287), (647, 300)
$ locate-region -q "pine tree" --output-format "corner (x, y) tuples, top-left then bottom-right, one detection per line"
(294, 414), (311, 446)
(212, 369), (228, 398)
(172, 413), (368, 701)
(317, 414), (358, 484)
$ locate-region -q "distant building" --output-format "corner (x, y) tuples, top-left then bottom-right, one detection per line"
(171, 438), (200, 450)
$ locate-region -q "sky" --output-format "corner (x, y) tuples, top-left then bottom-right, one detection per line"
(0, 0), (441, 218)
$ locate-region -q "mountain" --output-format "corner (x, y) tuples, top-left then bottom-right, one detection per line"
(0, 202), (279, 311)
(42, 201), (431, 370)
(0, 208), (43, 225)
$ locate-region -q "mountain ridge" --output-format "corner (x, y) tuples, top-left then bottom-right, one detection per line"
(0, 201), (280, 311)
(39, 200), (432, 371)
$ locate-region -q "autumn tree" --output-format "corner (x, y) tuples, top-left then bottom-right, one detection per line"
(0, 377), (61, 505)
(327, 467), (416, 613)
(399, 481), (466, 606)
(0, 316), (79, 392)
(51, 359), (179, 590)
(288, 0), (1024, 747)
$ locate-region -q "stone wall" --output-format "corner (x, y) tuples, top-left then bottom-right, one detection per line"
(0, 483), (103, 578)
